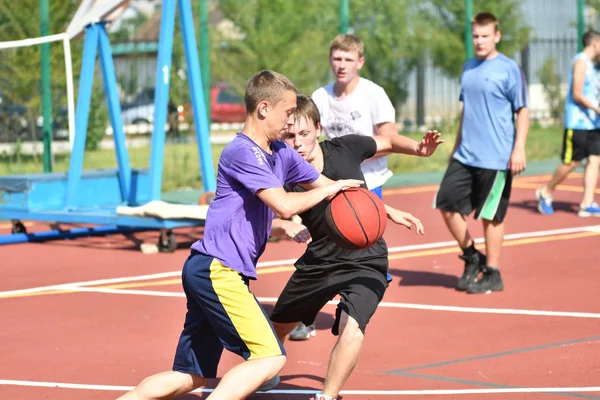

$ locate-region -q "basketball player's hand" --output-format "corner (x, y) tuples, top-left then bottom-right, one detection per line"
(508, 146), (526, 175)
(387, 209), (425, 235)
(325, 179), (363, 201)
(282, 221), (312, 244)
(416, 130), (444, 157)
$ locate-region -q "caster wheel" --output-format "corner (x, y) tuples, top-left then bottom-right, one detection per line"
(158, 229), (177, 253)
(11, 221), (27, 234)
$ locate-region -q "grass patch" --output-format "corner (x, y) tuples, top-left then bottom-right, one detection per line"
(0, 126), (565, 192)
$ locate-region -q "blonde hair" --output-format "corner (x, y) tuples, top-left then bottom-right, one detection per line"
(244, 70), (297, 113)
(329, 34), (364, 58)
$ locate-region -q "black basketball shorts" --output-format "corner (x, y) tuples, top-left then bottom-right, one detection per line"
(561, 128), (600, 164)
(434, 159), (513, 223)
(269, 263), (388, 335)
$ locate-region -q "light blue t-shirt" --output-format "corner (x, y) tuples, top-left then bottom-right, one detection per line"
(564, 53), (599, 130)
(454, 53), (528, 170)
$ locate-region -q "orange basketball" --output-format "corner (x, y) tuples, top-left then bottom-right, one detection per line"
(325, 188), (387, 250)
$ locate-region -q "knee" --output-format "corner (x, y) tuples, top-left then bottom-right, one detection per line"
(338, 319), (364, 345)
(273, 355), (287, 377)
(587, 155), (600, 167)
(564, 160), (582, 169)
(265, 355), (287, 376)
(440, 210), (456, 220)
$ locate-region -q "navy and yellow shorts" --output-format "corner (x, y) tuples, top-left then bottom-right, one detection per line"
(172, 251), (285, 378)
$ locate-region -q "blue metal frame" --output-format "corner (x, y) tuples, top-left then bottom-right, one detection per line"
(148, 0), (215, 200)
(179, 0), (215, 192)
(66, 23), (131, 208)
(0, 0), (215, 246)
(148, 0), (176, 200)
(65, 24), (99, 208)
(99, 25), (132, 201)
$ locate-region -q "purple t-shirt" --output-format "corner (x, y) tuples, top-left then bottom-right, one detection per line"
(192, 133), (320, 278)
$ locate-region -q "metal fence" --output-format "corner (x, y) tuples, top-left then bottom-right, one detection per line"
(400, 0), (582, 127)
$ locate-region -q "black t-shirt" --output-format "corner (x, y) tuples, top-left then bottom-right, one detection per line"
(287, 135), (388, 272)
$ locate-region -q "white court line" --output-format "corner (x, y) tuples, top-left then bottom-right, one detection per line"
(58, 288), (600, 319)
(1, 379), (600, 395)
(2, 223), (600, 299)
(387, 224), (600, 252)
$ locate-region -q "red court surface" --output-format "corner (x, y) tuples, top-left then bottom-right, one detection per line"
(1, 173), (600, 399)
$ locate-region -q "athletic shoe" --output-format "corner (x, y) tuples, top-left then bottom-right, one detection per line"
(289, 322), (316, 341)
(536, 188), (554, 215)
(466, 267), (504, 294)
(578, 202), (600, 217)
(456, 250), (486, 291)
(310, 394), (334, 400)
(257, 375), (280, 392)
(386, 272), (393, 282)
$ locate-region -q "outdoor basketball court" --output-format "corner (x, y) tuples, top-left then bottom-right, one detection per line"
(1, 173), (599, 399)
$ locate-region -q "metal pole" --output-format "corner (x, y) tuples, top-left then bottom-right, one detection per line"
(180, 0), (216, 192)
(39, 0), (53, 172)
(199, 0), (210, 123)
(577, 0), (585, 52)
(340, 0), (349, 34)
(464, 0), (474, 59)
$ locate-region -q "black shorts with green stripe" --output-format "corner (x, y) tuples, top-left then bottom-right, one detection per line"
(434, 159), (513, 223)
(561, 128), (600, 164)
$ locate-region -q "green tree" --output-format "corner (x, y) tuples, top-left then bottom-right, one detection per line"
(350, 0), (416, 108)
(417, 0), (530, 78)
(537, 55), (564, 121)
(0, 0), (82, 113)
(210, 0), (338, 96)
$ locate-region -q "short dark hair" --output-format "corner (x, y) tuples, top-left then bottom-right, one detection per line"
(294, 94), (320, 128)
(583, 30), (600, 48)
(244, 70), (296, 113)
(472, 12), (499, 32)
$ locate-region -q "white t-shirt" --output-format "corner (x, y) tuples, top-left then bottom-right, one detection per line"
(311, 78), (396, 190)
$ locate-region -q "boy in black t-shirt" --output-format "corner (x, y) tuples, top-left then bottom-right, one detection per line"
(267, 94), (443, 400)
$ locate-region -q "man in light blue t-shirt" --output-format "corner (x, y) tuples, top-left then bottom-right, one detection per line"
(536, 30), (600, 217)
(434, 12), (529, 294)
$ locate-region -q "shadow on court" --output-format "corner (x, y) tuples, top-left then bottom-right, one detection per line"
(511, 198), (579, 215)
(389, 268), (458, 289)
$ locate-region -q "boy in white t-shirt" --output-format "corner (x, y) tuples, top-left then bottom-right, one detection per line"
(312, 34), (398, 198)
(287, 34), (423, 342)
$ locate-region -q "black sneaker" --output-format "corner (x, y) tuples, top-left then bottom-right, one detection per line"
(467, 267), (504, 294)
(456, 251), (486, 291)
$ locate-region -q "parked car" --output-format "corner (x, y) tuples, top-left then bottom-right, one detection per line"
(0, 92), (28, 142)
(118, 84), (245, 132)
(210, 84), (246, 123)
(120, 88), (177, 126)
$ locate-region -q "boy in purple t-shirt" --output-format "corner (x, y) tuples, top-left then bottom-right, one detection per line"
(118, 71), (361, 400)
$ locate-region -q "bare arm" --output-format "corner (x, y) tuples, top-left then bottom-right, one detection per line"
(449, 108), (464, 162)
(383, 204), (424, 235)
(271, 218), (312, 244)
(373, 130), (444, 158)
(369, 121), (399, 159)
(257, 178), (362, 219)
(508, 106), (529, 175)
(572, 58), (600, 113)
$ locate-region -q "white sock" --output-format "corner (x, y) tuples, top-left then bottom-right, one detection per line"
(315, 394), (334, 400)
